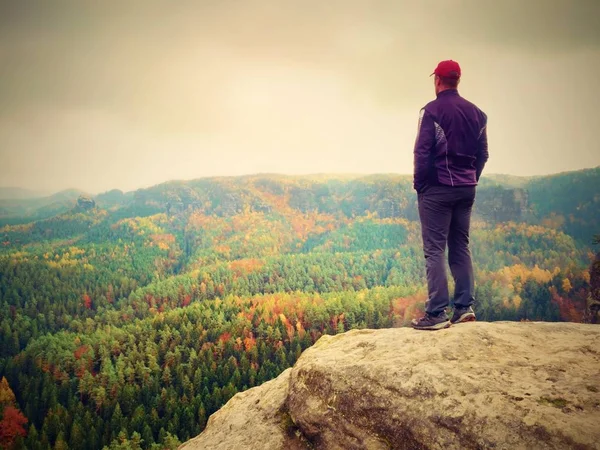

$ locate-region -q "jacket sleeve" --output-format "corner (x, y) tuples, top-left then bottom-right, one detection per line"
(475, 116), (489, 181)
(413, 108), (435, 193)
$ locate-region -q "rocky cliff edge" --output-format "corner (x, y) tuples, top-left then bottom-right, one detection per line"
(179, 322), (600, 450)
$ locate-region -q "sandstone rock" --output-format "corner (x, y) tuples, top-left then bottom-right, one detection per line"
(179, 368), (308, 450)
(474, 186), (530, 223)
(76, 195), (95, 211)
(181, 322), (600, 450)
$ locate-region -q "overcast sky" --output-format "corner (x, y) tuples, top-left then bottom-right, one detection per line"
(1, 0), (599, 194)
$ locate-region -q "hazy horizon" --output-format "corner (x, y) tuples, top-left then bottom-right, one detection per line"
(3, 165), (599, 198)
(2, 0), (600, 193)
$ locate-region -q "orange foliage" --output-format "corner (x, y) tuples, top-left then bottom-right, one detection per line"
(82, 293), (92, 309)
(243, 334), (256, 351)
(391, 294), (426, 318)
(278, 313), (296, 339)
(74, 345), (89, 360)
(295, 321), (306, 338)
(228, 258), (264, 277)
(290, 212), (339, 240)
(52, 368), (69, 382)
(218, 332), (232, 344)
(550, 286), (583, 322)
(258, 191), (291, 213)
(541, 213), (565, 229)
(215, 245), (231, 255)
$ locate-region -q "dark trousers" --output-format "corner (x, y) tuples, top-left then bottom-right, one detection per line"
(417, 185), (476, 316)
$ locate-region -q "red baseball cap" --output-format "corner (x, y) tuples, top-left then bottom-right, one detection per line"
(430, 60), (461, 79)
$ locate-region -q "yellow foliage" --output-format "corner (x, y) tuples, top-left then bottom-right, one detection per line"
(0, 377), (16, 406)
(583, 270), (591, 284)
(10, 251), (29, 261)
(501, 264), (552, 286)
(2, 223), (33, 233)
(69, 246), (86, 257)
(562, 278), (572, 293)
(530, 265), (552, 283)
(513, 295), (522, 309)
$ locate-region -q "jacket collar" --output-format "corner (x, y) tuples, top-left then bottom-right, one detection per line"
(436, 88), (459, 98)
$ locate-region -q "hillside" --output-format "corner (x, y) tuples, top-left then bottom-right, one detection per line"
(180, 322), (600, 450)
(1, 167), (599, 242)
(0, 188), (89, 225)
(0, 169), (597, 449)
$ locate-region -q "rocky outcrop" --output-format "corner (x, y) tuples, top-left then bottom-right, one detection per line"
(588, 247), (600, 324)
(180, 322), (600, 450)
(474, 186), (530, 223)
(76, 195), (96, 211)
(179, 368), (308, 450)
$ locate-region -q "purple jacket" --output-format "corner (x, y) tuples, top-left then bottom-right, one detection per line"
(413, 89), (488, 193)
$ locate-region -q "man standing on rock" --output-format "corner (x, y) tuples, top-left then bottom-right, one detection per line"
(411, 60), (488, 330)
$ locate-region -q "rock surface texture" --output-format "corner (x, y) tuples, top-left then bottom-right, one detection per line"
(76, 195), (96, 210)
(179, 322), (600, 450)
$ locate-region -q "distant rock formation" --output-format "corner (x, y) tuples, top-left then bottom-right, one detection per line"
(76, 195), (96, 211)
(474, 186), (530, 223)
(180, 322), (600, 450)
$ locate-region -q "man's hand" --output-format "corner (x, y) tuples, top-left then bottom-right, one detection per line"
(475, 119), (488, 181)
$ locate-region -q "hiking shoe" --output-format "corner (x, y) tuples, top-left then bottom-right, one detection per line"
(411, 313), (451, 330)
(451, 306), (476, 324)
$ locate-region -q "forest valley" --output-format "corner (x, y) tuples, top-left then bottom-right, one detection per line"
(0, 168), (598, 449)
